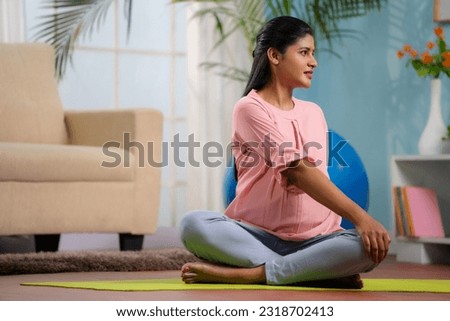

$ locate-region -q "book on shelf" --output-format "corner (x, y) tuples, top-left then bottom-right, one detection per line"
(392, 187), (405, 236)
(400, 187), (415, 236)
(392, 186), (445, 238)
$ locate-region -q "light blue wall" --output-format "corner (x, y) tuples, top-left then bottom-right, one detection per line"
(296, 0), (450, 230)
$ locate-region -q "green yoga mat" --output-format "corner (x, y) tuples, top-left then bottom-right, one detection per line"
(22, 278), (450, 293)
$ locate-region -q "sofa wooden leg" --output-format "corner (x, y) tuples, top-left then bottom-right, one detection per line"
(119, 233), (144, 251)
(34, 234), (60, 252)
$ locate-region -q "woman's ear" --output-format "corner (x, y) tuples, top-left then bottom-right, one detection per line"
(267, 47), (280, 65)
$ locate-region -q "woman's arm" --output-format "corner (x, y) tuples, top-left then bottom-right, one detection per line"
(282, 159), (391, 264)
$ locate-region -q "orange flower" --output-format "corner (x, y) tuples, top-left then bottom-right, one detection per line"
(443, 58), (450, 68)
(442, 51), (450, 67)
(421, 51), (433, 64)
(399, 26), (450, 78)
(434, 26), (444, 39)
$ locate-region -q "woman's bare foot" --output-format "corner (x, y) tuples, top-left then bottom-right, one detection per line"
(181, 262), (266, 284)
(181, 262), (363, 289)
(296, 274), (364, 289)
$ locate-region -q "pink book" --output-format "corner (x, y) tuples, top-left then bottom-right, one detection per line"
(402, 186), (445, 238)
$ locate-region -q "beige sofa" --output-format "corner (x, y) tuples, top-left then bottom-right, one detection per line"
(0, 43), (163, 251)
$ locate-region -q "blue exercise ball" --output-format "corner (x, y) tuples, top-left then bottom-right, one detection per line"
(223, 158), (237, 207)
(223, 130), (369, 230)
(327, 130), (369, 229)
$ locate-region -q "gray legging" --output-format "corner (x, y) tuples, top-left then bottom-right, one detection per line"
(180, 210), (378, 285)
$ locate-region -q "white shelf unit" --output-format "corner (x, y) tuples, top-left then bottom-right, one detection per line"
(391, 155), (450, 264)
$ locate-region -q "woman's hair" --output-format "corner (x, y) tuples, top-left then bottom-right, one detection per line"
(243, 16), (314, 96)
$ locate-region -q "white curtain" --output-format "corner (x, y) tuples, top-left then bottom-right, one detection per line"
(0, 0), (25, 42)
(185, 2), (251, 214)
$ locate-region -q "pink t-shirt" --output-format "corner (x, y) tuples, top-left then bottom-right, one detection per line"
(225, 90), (342, 241)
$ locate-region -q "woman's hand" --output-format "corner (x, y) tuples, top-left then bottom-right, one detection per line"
(283, 159), (391, 264)
(354, 215), (391, 264)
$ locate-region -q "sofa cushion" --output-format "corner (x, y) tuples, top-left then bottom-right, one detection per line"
(0, 44), (68, 144)
(0, 142), (134, 182)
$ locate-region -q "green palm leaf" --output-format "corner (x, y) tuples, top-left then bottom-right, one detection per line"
(304, 0), (383, 42)
(34, 0), (133, 79)
(175, 0), (384, 49)
(33, 0), (385, 80)
(173, 0), (385, 82)
(200, 62), (250, 82)
(185, 0), (265, 56)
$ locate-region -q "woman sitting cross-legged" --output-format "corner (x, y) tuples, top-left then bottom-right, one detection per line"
(179, 16), (390, 289)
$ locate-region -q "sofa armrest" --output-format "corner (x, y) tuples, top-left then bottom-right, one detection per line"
(65, 108), (163, 234)
(65, 108), (163, 150)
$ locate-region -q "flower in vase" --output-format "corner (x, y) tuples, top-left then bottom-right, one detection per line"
(397, 26), (450, 78)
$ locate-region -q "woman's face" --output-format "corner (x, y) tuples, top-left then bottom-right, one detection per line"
(276, 34), (318, 89)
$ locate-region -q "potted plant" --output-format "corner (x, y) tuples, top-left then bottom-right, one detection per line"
(34, 0), (386, 79)
(172, 0), (386, 82)
(397, 26), (450, 155)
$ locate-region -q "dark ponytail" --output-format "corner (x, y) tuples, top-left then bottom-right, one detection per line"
(243, 16), (313, 96)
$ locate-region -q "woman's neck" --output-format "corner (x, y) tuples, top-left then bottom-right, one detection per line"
(256, 84), (294, 110)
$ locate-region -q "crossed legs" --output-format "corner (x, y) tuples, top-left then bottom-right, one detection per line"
(179, 210), (377, 287)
